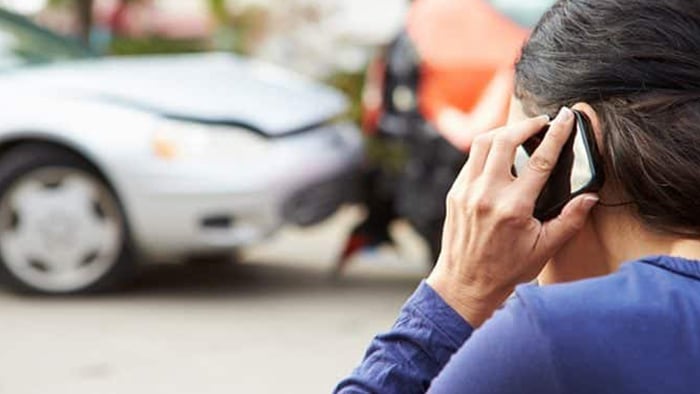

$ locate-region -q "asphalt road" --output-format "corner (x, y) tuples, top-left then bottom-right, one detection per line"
(0, 208), (431, 394)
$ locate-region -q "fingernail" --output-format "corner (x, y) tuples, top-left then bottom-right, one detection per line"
(583, 195), (600, 209)
(555, 107), (573, 122)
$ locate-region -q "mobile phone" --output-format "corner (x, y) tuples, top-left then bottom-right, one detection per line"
(513, 110), (605, 221)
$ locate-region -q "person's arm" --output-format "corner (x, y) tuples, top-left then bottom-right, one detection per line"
(429, 288), (561, 393)
(334, 281), (473, 394)
(336, 283), (562, 394)
(435, 69), (515, 151)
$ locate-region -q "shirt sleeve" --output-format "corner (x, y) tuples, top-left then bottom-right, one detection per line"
(334, 281), (474, 394)
(428, 288), (562, 393)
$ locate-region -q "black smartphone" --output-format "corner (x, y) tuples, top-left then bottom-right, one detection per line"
(513, 110), (605, 221)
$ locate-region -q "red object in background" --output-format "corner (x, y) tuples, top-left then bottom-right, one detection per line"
(106, 0), (129, 35)
(94, 0), (213, 39)
(361, 56), (386, 135)
(339, 234), (370, 262)
(407, 0), (528, 125)
(361, 0), (531, 149)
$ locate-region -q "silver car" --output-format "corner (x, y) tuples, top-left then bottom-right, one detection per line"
(0, 9), (363, 294)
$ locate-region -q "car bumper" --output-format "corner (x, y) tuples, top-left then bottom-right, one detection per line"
(119, 122), (363, 260)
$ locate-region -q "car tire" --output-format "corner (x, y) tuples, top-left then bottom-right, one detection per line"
(0, 143), (135, 294)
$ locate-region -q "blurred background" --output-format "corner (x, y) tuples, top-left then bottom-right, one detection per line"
(0, 0), (553, 392)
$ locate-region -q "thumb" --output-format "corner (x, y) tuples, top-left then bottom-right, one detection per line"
(538, 193), (599, 254)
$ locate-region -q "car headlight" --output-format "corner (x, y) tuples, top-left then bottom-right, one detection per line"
(152, 119), (269, 160)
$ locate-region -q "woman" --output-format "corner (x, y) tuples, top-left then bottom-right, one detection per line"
(335, 1), (700, 393)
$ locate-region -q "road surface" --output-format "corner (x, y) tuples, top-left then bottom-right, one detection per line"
(0, 208), (431, 394)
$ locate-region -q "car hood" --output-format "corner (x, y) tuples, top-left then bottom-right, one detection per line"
(0, 53), (348, 136)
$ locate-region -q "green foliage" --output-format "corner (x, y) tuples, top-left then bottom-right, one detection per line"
(211, 4), (269, 55)
(326, 70), (407, 171)
(365, 136), (408, 173)
(109, 36), (208, 56)
(208, 0), (228, 24)
(325, 71), (365, 125)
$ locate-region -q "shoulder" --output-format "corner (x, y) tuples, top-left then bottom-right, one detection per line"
(434, 259), (700, 393)
(516, 259), (685, 326)
(502, 258), (700, 392)
(512, 260), (690, 365)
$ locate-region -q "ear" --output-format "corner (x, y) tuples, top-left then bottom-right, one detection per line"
(571, 102), (603, 149)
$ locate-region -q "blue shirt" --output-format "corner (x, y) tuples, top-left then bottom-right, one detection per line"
(335, 255), (700, 393)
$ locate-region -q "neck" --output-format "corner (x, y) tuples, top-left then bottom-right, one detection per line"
(602, 212), (700, 269)
(540, 207), (700, 285)
(656, 239), (700, 262)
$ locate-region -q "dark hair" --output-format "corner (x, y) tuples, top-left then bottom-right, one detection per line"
(515, 0), (700, 236)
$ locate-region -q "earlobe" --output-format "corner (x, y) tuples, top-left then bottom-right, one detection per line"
(572, 102), (604, 148)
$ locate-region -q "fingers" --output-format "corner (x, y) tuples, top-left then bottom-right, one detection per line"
(516, 107), (576, 200)
(483, 115), (550, 177)
(452, 114), (549, 186)
(538, 193), (599, 254)
(452, 131), (495, 186)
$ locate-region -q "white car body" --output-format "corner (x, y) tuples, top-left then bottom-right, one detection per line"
(0, 52), (363, 262)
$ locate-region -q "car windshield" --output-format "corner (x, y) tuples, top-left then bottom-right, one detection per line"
(0, 9), (93, 71)
(487, 0), (557, 28)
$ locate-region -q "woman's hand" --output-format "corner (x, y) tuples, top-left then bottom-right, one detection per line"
(427, 107), (599, 328)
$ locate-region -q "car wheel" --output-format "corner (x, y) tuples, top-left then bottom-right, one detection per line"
(0, 143), (134, 294)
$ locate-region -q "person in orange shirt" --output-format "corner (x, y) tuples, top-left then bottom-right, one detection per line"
(338, 0), (552, 272)
(408, 0), (529, 149)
